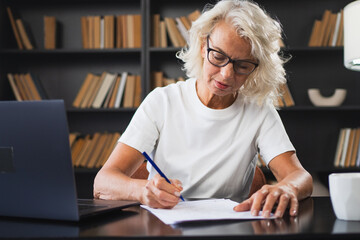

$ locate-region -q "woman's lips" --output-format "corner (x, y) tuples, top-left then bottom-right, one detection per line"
(214, 80), (229, 90)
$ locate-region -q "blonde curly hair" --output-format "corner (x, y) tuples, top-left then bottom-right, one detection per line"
(177, 0), (289, 105)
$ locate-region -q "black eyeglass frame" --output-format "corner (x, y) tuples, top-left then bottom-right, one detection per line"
(206, 35), (259, 75)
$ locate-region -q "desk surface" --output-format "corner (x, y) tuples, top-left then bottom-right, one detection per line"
(0, 197), (359, 239)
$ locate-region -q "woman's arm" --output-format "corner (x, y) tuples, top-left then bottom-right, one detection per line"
(234, 151), (313, 217)
(93, 142), (183, 208)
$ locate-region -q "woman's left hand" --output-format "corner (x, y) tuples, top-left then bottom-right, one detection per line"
(233, 182), (298, 218)
(234, 151), (313, 218)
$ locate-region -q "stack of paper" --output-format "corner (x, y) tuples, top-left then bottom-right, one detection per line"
(141, 199), (274, 225)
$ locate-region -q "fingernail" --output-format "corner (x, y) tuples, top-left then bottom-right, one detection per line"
(275, 211), (282, 218)
(251, 210), (258, 216)
(292, 209), (297, 216)
(174, 191), (180, 197)
(263, 210), (270, 217)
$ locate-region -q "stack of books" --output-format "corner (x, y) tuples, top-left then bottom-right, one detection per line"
(151, 9), (201, 48)
(7, 73), (47, 100)
(81, 14), (141, 49)
(308, 9), (344, 47)
(334, 128), (360, 168)
(69, 132), (121, 168)
(72, 72), (141, 109)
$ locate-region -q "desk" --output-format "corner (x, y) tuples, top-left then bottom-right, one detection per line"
(0, 197), (359, 239)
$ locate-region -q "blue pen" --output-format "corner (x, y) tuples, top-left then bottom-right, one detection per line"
(142, 152), (185, 201)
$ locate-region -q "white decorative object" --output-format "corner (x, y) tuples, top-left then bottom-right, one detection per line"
(344, 1), (360, 71)
(308, 88), (347, 107)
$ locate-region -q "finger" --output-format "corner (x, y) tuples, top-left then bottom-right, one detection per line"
(289, 196), (299, 216)
(233, 198), (252, 212)
(250, 188), (269, 216)
(153, 175), (182, 197)
(170, 179), (183, 191)
(274, 193), (290, 218)
(261, 190), (280, 217)
(145, 181), (180, 208)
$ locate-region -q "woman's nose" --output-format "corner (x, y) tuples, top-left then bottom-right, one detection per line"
(220, 62), (234, 79)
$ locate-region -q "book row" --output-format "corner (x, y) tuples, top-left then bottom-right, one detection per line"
(151, 71), (185, 90)
(73, 72), (142, 109)
(334, 128), (360, 168)
(70, 132), (120, 169)
(7, 73), (47, 101)
(151, 10), (200, 48)
(81, 14), (141, 49)
(308, 8), (344, 47)
(6, 6), (142, 50)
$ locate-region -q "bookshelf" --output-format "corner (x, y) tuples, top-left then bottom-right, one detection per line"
(1, 0), (360, 197)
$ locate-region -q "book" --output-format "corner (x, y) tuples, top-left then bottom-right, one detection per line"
(92, 72), (117, 108)
(93, 16), (101, 49)
(15, 19), (34, 50)
(127, 15), (135, 48)
(87, 16), (94, 49)
(121, 15), (128, 48)
(159, 20), (167, 48)
(80, 74), (100, 108)
(71, 135), (85, 165)
(23, 73), (42, 100)
(187, 9), (201, 22)
(133, 14), (142, 48)
(334, 128), (347, 167)
(7, 73), (23, 101)
(350, 128), (360, 167)
(6, 7), (23, 50)
(123, 74), (136, 108)
(116, 15), (123, 48)
(330, 12), (342, 47)
(335, 9), (344, 47)
(114, 72), (128, 108)
(134, 75), (142, 107)
(72, 73), (94, 108)
(175, 17), (189, 43)
(44, 16), (56, 49)
(96, 132), (121, 168)
(87, 133), (108, 168)
(13, 73), (28, 100)
(104, 15), (115, 48)
(344, 129), (356, 168)
(108, 75), (121, 108)
(152, 14), (161, 47)
(81, 16), (89, 49)
(164, 17), (186, 47)
(339, 128), (351, 167)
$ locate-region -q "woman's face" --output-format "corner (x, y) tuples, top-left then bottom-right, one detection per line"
(200, 21), (257, 99)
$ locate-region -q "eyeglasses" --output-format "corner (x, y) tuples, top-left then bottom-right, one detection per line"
(206, 36), (258, 75)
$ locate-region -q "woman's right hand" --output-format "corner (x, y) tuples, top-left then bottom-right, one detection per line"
(141, 174), (183, 209)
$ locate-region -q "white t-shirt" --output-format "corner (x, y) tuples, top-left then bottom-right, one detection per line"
(119, 78), (295, 202)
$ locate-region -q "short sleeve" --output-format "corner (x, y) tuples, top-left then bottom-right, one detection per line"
(119, 89), (163, 154)
(256, 106), (295, 166)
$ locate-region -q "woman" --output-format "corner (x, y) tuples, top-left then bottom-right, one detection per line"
(94, 0), (313, 218)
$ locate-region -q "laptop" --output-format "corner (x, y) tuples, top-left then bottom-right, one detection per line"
(0, 100), (138, 221)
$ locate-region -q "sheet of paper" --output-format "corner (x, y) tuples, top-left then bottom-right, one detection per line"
(141, 199), (274, 225)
